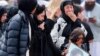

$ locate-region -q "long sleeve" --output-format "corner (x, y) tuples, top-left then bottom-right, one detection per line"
(50, 18), (66, 48)
(45, 19), (55, 34)
(7, 16), (21, 56)
(82, 22), (94, 41)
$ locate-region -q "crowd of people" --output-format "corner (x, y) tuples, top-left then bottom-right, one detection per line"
(0, 0), (100, 56)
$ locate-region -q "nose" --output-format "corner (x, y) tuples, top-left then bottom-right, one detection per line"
(68, 7), (73, 12)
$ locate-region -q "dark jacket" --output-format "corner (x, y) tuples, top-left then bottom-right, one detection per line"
(29, 17), (61, 56)
(6, 10), (29, 56)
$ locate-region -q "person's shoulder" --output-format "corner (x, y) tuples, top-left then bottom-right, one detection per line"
(9, 14), (21, 23)
(93, 3), (100, 12)
(95, 3), (100, 7)
(9, 10), (25, 23)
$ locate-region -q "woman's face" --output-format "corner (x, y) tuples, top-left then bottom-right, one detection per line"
(64, 4), (74, 15)
(37, 11), (45, 21)
(77, 11), (85, 21)
(76, 34), (84, 45)
(0, 13), (7, 23)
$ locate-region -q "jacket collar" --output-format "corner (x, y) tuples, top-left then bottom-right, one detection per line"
(18, 10), (29, 23)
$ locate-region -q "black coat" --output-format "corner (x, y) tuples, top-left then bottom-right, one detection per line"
(29, 19), (61, 56)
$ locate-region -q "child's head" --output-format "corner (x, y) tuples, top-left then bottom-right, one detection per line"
(69, 27), (85, 45)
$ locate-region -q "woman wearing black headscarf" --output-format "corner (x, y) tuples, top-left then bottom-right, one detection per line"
(29, 5), (61, 56)
(50, 0), (86, 51)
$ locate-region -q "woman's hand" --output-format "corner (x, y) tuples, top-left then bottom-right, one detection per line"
(38, 22), (45, 30)
(67, 12), (77, 22)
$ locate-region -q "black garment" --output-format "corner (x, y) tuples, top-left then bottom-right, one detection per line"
(82, 22), (94, 52)
(60, 1), (81, 50)
(82, 22), (94, 42)
(18, 0), (37, 14)
(60, 0), (74, 24)
(72, 0), (81, 4)
(60, 19), (81, 50)
(29, 18), (61, 56)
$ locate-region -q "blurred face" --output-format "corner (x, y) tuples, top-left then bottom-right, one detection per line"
(0, 13), (7, 23)
(37, 11), (45, 21)
(76, 34), (84, 45)
(77, 11), (85, 21)
(85, 0), (95, 11)
(64, 4), (74, 15)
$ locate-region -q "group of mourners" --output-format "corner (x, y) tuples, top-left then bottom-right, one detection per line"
(0, 0), (98, 56)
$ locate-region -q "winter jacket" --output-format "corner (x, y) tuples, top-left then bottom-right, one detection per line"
(6, 10), (29, 56)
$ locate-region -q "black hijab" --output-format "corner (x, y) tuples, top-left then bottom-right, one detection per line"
(60, 0), (74, 23)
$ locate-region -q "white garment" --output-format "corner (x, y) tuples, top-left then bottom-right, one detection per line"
(90, 42), (100, 56)
(50, 17), (87, 48)
(81, 2), (100, 42)
(80, 2), (100, 56)
(50, 17), (67, 48)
